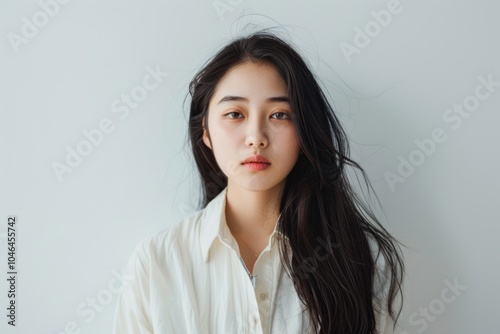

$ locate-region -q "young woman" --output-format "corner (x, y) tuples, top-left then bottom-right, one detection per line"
(112, 31), (405, 334)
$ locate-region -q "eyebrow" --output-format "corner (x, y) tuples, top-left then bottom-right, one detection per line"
(216, 95), (290, 105)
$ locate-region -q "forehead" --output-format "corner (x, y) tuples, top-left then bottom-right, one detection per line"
(211, 61), (288, 98)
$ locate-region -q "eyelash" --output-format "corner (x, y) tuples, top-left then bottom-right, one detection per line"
(224, 111), (292, 120)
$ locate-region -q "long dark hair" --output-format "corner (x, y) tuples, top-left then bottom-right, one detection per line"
(187, 31), (404, 333)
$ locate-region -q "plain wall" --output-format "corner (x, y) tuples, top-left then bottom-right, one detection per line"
(1, 0), (498, 333)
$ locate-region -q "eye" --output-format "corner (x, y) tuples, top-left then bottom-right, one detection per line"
(271, 112), (292, 120)
(225, 111), (243, 119)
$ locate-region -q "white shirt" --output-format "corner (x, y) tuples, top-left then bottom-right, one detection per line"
(112, 186), (395, 334)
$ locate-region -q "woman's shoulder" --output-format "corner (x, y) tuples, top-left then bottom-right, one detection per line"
(365, 233), (403, 332)
(129, 208), (207, 264)
(366, 233), (391, 296)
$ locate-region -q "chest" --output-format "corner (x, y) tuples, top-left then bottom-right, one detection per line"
(149, 241), (312, 334)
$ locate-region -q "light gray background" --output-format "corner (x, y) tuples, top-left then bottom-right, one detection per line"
(1, 0), (498, 333)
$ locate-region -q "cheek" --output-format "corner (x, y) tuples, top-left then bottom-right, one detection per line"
(211, 130), (236, 153)
(210, 134), (241, 175)
(279, 128), (300, 151)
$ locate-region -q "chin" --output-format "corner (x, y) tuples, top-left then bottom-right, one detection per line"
(232, 177), (285, 193)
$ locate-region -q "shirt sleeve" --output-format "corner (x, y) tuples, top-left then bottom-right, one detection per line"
(112, 239), (154, 334)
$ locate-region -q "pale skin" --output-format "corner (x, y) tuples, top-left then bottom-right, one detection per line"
(202, 61), (301, 274)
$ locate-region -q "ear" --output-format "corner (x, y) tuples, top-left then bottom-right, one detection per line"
(201, 116), (212, 149)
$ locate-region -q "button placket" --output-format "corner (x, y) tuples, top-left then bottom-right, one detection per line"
(248, 310), (261, 334)
(254, 248), (276, 334)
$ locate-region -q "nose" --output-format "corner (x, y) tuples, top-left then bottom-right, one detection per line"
(244, 117), (268, 150)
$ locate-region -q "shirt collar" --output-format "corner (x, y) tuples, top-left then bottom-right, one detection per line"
(200, 186), (287, 263)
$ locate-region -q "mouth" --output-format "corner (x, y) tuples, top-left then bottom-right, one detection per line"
(242, 154), (271, 165)
(242, 161), (271, 165)
(242, 162), (270, 165)
(242, 161), (271, 171)
(241, 154), (271, 172)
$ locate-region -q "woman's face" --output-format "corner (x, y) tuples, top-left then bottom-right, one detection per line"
(203, 61), (301, 192)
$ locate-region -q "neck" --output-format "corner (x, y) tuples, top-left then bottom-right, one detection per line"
(224, 182), (284, 238)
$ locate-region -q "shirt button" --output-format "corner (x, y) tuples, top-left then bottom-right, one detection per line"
(259, 292), (268, 301)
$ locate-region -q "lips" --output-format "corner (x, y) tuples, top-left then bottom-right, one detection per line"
(242, 155), (271, 164)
